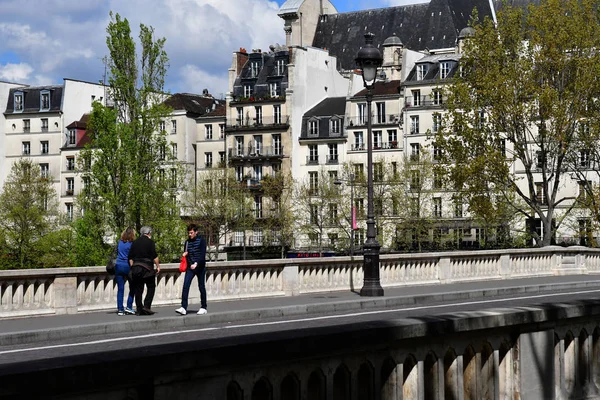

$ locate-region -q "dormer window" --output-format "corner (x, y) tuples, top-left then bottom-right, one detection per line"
(244, 85), (253, 97)
(417, 65), (428, 81)
(308, 119), (319, 136)
(330, 117), (340, 134)
(14, 92), (23, 112)
(40, 91), (50, 110)
(68, 129), (76, 145)
(440, 62), (450, 79)
(250, 61), (261, 78)
(269, 82), (280, 97)
(276, 59), (285, 75)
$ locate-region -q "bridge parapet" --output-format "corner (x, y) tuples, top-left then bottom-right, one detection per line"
(1, 246), (599, 317)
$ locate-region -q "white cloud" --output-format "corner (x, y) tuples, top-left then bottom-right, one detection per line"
(0, 62), (33, 82)
(176, 64), (230, 98)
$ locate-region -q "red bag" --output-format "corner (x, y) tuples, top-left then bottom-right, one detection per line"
(179, 256), (187, 272)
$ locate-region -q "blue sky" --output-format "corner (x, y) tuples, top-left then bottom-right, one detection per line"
(0, 0), (428, 96)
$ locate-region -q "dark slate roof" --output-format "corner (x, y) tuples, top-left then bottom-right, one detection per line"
(200, 103), (226, 118)
(300, 97), (346, 140)
(4, 85), (63, 115)
(304, 97), (346, 118)
(232, 50), (290, 100)
(163, 93), (224, 118)
(404, 54), (461, 85)
(312, 0), (494, 70)
(353, 80), (402, 98)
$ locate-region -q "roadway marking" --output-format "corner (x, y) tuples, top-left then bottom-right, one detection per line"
(2, 288), (600, 356)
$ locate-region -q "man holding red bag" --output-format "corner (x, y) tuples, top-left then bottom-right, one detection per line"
(175, 224), (208, 315)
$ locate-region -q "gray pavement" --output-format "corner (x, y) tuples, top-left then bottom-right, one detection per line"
(2, 274), (600, 347)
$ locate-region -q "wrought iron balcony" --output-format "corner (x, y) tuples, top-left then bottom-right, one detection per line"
(226, 115), (289, 131)
(228, 145), (285, 161)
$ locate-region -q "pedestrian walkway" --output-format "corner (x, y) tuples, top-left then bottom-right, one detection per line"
(2, 275), (600, 347)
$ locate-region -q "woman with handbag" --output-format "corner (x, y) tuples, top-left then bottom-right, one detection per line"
(115, 227), (136, 316)
(128, 226), (161, 315)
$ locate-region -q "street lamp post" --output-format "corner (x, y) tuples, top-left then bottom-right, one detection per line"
(355, 32), (384, 297)
(334, 173), (356, 256)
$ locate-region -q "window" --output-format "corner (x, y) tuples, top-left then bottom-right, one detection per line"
(432, 113), (442, 133)
(416, 64), (428, 81)
(433, 197), (442, 217)
(159, 145), (166, 160)
(327, 143), (338, 164)
(66, 178), (74, 195)
(41, 118), (48, 132)
(373, 130), (382, 148)
(536, 182), (547, 205)
(433, 145), (442, 160)
(432, 90), (443, 105)
(253, 135), (262, 155)
(276, 59), (285, 75)
(171, 143), (177, 158)
(219, 151), (226, 166)
(374, 162), (383, 182)
(410, 116), (419, 134)
(328, 170), (338, 181)
(354, 131), (364, 150)
(477, 110), (486, 129)
(410, 143), (420, 161)
(236, 107), (244, 125)
(308, 120), (318, 136)
(40, 163), (49, 179)
(387, 129), (398, 144)
(66, 203), (73, 221)
(244, 85), (253, 97)
(254, 196), (262, 218)
(171, 120), (177, 134)
(159, 121), (165, 133)
(440, 62), (450, 79)
(410, 170), (420, 190)
(252, 229), (263, 246)
(41, 141), (49, 154)
(205, 152), (213, 168)
(219, 124), (225, 139)
(454, 198), (463, 218)
(358, 103), (367, 124)
(14, 92), (23, 112)
(579, 219), (592, 246)
(205, 125), (213, 140)
(329, 233), (338, 246)
(331, 118), (340, 134)
(235, 136), (244, 156)
(233, 231), (244, 245)
(500, 139), (506, 157)
(255, 106), (262, 124)
(328, 203), (338, 225)
(22, 141), (30, 155)
(273, 105), (281, 124)
(253, 164), (263, 181)
(269, 82), (279, 97)
(170, 168), (177, 188)
(68, 129), (76, 145)
(309, 172), (318, 195)
(250, 61), (260, 78)
(579, 181), (591, 202)
(354, 163), (364, 180)
(40, 91), (50, 110)
(412, 90), (421, 107)
(376, 102), (386, 124)
(23, 119), (30, 132)
(235, 166), (244, 181)
(536, 150), (546, 170)
(272, 134), (282, 155)
(308, 144), (318, 164)
(66, 157), (75, 171)
(310, 205), (318, 226)
(580, 150), (590, 168)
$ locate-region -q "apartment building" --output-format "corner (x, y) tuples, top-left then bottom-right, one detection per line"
(3, 79), (106, 216)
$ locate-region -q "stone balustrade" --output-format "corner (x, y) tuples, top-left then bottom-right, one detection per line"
(1, 246), (599, 318)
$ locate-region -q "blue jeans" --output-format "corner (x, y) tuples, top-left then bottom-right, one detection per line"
(181, 265), (207, 310)
(115, 262), (134, 311)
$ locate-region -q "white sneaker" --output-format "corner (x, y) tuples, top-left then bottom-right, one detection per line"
(197, 308), (207, 315)
(175, 307), (187, 315)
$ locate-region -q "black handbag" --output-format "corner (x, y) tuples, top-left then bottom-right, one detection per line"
(106, 247), (118, 274)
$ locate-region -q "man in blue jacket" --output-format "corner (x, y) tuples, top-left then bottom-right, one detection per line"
(176, 224), (208, 315)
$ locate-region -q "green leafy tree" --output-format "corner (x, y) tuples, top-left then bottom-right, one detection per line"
(0, 159), (58, 268)
(78, 12), (184, 260)
(260, 171), (297, 258)
(435, 0), (600, 246)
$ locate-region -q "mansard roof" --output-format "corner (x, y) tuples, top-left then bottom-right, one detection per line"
(163, 93), (224, 118)
(66, 113), (89, 129)
(232, 50), (290, 100)
(312, 0), (494, 70)
(4, 85), (63, 115)
(353, 80), (402, 98)
(304, 96), (346, 118)
(300, 96), (346, 140)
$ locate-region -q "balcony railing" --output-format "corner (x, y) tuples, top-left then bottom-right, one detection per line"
(405, 96), (446, 108)
(350, 142), (400, 151)
(346, 114), (400, 127)
(229, 145), (284, 160)
(227, 115), (289, 130)
(326, 155), (339, 164)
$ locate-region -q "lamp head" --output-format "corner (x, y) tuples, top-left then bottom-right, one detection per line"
(355, 32), (383, 89)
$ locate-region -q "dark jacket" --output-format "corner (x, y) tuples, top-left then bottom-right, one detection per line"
(129, 235), (157, 274)
(186, 235), (206, 267)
